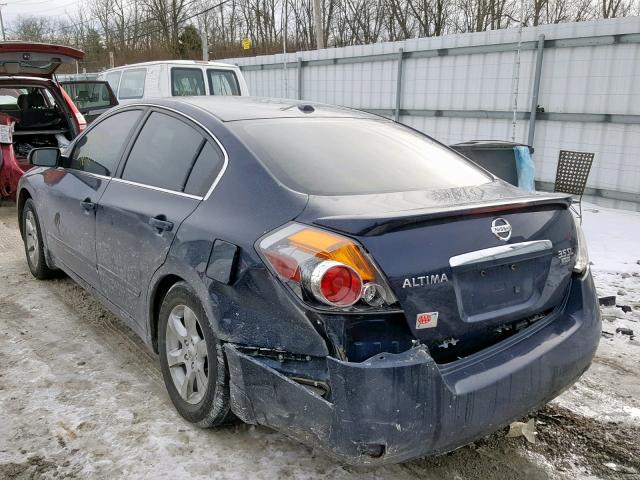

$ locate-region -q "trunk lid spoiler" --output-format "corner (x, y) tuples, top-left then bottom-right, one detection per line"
(303, 183), (571, 236)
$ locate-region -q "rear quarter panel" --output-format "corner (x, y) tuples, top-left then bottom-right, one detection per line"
(147, 103), (327, 356)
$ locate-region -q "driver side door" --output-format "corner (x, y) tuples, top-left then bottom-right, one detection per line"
(44, 109), (143, 285)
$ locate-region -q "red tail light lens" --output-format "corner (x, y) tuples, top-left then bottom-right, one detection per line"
(60, 88), (87, 132)
(258, 223), (397, 311)
(311, 261), (362, 307)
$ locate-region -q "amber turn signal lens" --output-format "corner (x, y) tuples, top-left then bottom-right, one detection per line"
(288, 228), (375, 282)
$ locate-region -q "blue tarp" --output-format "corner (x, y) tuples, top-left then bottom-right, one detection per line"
(514, 145), (535, 192)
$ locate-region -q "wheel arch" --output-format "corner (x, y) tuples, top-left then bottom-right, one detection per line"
(149, 273), (186, 353)
(17, 187), (33, 238)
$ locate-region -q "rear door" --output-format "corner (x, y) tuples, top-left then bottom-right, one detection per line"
(0, 43), (84, 77)
(95, 108), (222, 325)
(43, 108), (143, 285)
(60, 81), (118, 123)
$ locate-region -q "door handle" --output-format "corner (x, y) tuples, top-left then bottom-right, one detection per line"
(81, 198), (96, 211)
(149, 216), (174, 233)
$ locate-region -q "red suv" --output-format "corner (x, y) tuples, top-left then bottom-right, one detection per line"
(0, 43), (115, 200)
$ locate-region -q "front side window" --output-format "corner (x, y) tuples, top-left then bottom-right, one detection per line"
(68, 110), (142, 176)
(230, 118), (491, 196)
(118, 69), (146, 99)
(171, 68), (205, 96)
(62, 82), (114, 109)
(105, 71), (122, 93)
(122, 111), (203, 191)
(207, 69), (240, 96)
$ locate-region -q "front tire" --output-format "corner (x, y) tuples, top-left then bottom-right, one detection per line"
(158, 282), (233, 427)
(22, 199), (55, 280)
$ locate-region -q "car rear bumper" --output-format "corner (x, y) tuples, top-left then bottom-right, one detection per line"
(224, 272), (600, 465)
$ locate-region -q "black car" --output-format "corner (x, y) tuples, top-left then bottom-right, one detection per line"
(17, 97), (600, 465)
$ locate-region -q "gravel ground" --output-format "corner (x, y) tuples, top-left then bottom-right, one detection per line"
(1, 204), (639, 480)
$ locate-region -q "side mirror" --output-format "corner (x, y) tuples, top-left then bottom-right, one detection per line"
(28, 147), (60, 167)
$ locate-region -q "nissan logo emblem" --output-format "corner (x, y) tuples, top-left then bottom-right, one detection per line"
(491, 218), (512, 241)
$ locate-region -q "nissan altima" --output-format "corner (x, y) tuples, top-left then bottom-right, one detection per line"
(17, 97), (600, 465)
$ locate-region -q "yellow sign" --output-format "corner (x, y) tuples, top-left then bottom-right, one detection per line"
(242, 37), (251, 50)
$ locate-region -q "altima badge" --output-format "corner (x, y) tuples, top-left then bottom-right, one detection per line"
(491, 218), (512, 241)
(402, 273), (448, 288)
(416, 312), (438, 329)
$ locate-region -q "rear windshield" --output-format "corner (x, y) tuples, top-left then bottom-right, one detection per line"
(231, 118), (491, 195)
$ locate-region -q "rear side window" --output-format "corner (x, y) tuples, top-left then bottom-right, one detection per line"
(118, 69), (146, 99)
(172, 68), (205, 96)
(207, 69), (240, 96)
(184, 142), (225, 196)
(105, 71), (122, 93)
(69, 110), (142, 176)
(122, 112), (203, 192)
(230, 118), (491, 195)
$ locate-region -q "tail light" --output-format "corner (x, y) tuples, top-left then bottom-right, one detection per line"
(60, 88), (86, 132)
(572, 216), (589, 274)
(74, 111), (87, 132)
(258, 223), (397, 310)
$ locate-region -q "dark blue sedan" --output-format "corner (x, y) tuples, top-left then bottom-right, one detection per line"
(17, 97), (600, 465)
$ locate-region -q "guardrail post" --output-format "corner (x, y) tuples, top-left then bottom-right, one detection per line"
(395, 48), (404, 121)
(297, 57), (303, 100)
(527, 35), (545, 146)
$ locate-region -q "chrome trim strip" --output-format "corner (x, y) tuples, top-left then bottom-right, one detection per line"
(110, 177), (203, 200)
(106, 102), (229, 201)
(449, 240), (552, 268)
(60, 167), (111, 181)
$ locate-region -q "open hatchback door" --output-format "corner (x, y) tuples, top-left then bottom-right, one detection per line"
(0, 42), (84, 78)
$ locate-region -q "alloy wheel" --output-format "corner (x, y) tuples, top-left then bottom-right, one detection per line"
(165, 304), (209, 405)
(24, 210), (39, 266)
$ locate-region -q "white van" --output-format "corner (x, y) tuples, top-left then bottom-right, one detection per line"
(97, 60), (249, 102)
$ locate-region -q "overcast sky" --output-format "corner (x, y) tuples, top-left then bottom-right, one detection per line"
(2, 0), (84, 31)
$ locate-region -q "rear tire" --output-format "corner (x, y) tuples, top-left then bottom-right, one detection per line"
(22, 199), (55, 280)
(158, 282), (233, 427)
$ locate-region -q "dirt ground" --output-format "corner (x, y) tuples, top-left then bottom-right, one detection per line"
(1, 204), (639, 480)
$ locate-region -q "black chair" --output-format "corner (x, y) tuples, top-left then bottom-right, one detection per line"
(553, 150), (594, 223)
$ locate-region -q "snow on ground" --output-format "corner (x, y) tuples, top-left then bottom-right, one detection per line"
(581, 203), (640, 274)
(551, 203), (640, 473)
(0, 203), (639, 479)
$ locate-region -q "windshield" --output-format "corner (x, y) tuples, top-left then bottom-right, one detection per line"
(230, 118), (491, 195)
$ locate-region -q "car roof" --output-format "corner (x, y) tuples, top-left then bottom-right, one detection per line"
(158, 96), (380, 122)
(101, 60), (237, 73)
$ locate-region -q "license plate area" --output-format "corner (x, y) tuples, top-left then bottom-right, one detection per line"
(450, 241), (553, 323)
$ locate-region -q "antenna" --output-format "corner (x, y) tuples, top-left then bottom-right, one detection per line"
(510, 0), (524, 142)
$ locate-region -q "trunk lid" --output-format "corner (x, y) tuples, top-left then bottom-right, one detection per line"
(0, 42), (84, 78)
(298, 181), (576, 363)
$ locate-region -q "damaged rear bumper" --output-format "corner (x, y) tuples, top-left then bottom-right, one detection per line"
(224, 273), (600, 465)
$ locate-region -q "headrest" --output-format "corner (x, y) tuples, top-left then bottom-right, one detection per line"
(17, 94), (29, 110)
